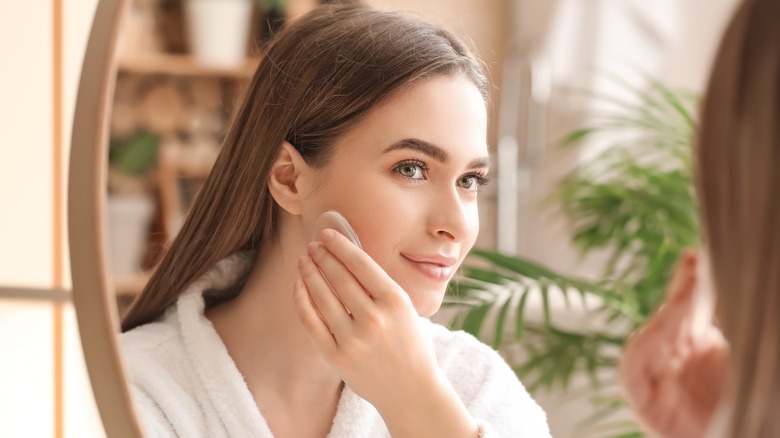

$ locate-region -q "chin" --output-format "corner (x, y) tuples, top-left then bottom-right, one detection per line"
(409, 290), (446, 317)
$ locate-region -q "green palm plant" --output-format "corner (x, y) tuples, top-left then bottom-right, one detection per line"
(445, 77), (699, 437)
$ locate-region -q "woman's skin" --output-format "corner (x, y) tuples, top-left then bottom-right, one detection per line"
(206, 76), (490, 437)
(619, 251), (729, 438)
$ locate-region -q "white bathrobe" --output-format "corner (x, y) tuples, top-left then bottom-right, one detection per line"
(121, 253), (551, 437)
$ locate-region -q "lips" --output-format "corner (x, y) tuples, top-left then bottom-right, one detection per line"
(401, 253), (458, 282)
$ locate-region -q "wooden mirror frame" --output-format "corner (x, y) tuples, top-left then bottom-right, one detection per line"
(68, 0), (144, 436)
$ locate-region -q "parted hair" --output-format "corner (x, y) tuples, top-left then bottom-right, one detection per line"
(121, 3), (487, 331)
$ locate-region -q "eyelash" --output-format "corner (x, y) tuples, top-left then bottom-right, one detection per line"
(394, 160), (429, 181)
(462, 173), (491, 191)
(393, 159), (491, 192)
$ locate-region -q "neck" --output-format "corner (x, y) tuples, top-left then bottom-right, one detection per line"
(206, 213), (342, 403)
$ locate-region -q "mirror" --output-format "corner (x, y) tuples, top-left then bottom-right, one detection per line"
(68, 0), (144, 437)
(72, 1), (305, 434)
(68, 0), (520, 437)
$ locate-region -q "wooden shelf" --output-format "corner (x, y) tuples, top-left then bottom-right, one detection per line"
(176, 161), (214, 179)
(114, 271), (152, 296)
(118, 53), (260, 78)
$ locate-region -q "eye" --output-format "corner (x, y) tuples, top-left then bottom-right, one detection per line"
(457, 173), (489, 192)
(394, 161), (427, 180)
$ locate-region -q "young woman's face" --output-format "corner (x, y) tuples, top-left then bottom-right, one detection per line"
(302, 76), (489, 317)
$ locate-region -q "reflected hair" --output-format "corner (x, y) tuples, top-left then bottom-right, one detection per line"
(696, 0), (780, 435)
(121, 4), (487, 331)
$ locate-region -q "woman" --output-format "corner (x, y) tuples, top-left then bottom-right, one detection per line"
(121, 4), (550, 437)
(619, 0), (780, 436)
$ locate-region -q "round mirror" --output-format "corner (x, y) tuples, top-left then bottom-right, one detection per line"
(68, 0), (144, 436)
(69, 2), (505, 436)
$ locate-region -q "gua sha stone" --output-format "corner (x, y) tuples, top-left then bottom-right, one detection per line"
(311, 210), (363, 249)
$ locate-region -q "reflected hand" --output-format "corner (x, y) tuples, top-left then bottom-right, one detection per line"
(619, 250), (729, 438)
(293, 228), (441, 409)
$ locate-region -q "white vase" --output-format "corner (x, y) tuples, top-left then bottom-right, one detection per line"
(107, 195), (156, 277)
(185, 0), (254, 68)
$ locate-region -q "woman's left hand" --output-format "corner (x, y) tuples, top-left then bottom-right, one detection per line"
(293, 228), (478, 437)
(618, 250), (728, 438)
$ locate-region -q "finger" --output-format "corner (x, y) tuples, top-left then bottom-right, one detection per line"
(298, 255), (352, 338)
(639, 302), (696, 380)
(666, 250), (698, 302)
(307, 241), (373, 317)
(292, 279), (338, 355)
(627, 306), (687, 371)
(619, 252), (703, 412)
(620, 302), (691, 402)
(653, 252), (699, 339)
(318, 228), (398, 300)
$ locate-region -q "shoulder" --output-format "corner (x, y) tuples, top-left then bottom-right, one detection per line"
(121, 312), (182, 370)
(121, 315), (178, 352)
(119, 311), (193, 396)
(120, 311), (205, 436)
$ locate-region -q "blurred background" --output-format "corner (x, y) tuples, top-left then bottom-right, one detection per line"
(0, 0), (740, 436)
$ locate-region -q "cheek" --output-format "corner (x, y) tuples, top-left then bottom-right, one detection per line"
(334, 189), (422, 274)
(314, 178), (404, 247)
(343, 194), (408, 256)
(466, 204), (480, 247)
(307, 171), (382, 226)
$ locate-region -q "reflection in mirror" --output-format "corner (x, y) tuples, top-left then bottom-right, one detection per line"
(89, 1), (556, 437)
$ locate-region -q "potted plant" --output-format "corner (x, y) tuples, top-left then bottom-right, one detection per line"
(184, 0), (258, 67)
(257, 0), (287, 43)
(107, 130), (160, 278)
(447, 78), (699, 437)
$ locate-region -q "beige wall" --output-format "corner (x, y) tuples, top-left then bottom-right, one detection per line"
(0, 0), (55, 287)
(0, 0), (103, 436)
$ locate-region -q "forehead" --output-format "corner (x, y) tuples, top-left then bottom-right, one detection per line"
(333, 76), (489, 162)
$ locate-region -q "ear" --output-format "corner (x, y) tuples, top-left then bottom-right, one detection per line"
(268, 141), (310, 215)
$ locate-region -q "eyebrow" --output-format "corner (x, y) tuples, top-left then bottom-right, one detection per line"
(382, 138), (491, 169)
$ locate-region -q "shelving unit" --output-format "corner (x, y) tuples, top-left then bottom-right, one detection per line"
(107, 0), (321, 299)
(108, 2), (266, 298)
(114, 271), (152, 296)
(118, 53), (261, 78)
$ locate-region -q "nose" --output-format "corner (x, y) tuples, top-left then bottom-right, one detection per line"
(427, 187), (476, 243)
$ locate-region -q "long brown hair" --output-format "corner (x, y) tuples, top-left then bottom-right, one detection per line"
(121, 4), (487, 331)
(696, 0), (780, 435)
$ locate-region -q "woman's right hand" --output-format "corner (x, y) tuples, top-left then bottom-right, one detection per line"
(619, 250), (729, 438)
(293, 229), (479, 437)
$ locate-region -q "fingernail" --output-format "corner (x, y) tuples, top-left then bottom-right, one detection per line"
(684, 249), (698, 266)
(321, 228), (336, 242)
(307, 241), (321, 255)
